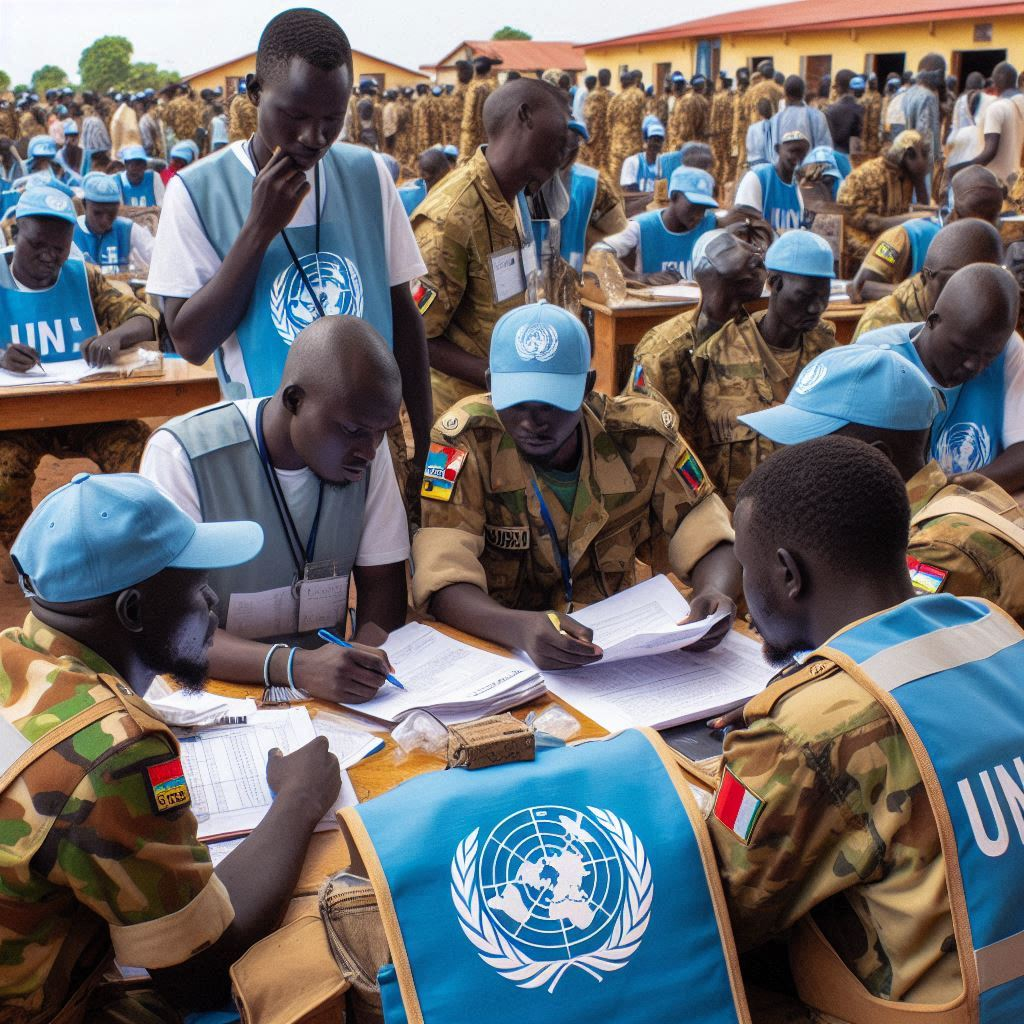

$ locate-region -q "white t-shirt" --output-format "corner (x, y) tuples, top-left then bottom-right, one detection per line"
(139, 398), (411, 569)
(594, 221), (641, 260)
(980, 95), (1024, 186)
(147, 140), (426, 299)
(619, 153), (659, 192)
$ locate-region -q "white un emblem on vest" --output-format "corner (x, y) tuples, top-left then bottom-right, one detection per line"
(935, 422), (992, 475)
(269, 251), (364, 344)
(451, 805), (653, 993)
(514, 323), (559, 362)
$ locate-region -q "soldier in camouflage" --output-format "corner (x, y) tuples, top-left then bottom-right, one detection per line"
(581, 69), (613, 176)
(860, 74), (883, 156)
(668, 76), (710, 152)
(444, 61), (473, 149)
(733, 63), (782, 174)
(163, 86), (202, 148)
(459, 57), (498, 164)
(413, 302), (739, 669)
(606, 72), (646, 183)
(228, 83), (258, 143)
(709, 74), (736, 188)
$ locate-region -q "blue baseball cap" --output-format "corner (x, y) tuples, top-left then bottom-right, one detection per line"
(82, 172), (123, 203)
(670, 72), (686, 83)
(669, 167), (718, 207)
(764, 229), (835, 279)
(11, 473), (264, 603)
(803, 145), (841, 179)
(642, 116), (665, 139)
(27, 136), (58, 159)
(62, 118), (79, 135)
(170, 141), (197, 163)
(442, 144), (458, 158)
(568, 119), (590, 142)
(119, 144), (147, 162)
(15, 186), (77, 225)
(489, 302), (591, 412)
(850, 76), (866, 90)
(738, 346), (940, 444)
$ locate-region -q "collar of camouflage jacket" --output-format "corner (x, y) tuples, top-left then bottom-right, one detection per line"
(906, 459), (951, 514)
(7, 613), (121, 679)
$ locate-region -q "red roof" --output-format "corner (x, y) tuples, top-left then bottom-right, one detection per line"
(584, 0), (1024, 48)
(425, 40), (587, 73)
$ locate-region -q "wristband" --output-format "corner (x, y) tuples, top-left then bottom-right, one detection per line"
(286, 646), (300, 697)
(262, 643), (288, 688)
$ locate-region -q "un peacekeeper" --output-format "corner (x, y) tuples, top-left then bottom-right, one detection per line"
(0, 187), (160, 552)
(857, 264), (1024, 492)
(412, 302), (740, 669)
(853, 217), (1004, 338)
(141, 316), (410, 702)
(627, 229), (768, 442)
(117, 144), (164, 207)
(686, 230), (838, 507)
(73, 172), (155, 271)
(606, 70), (647, 182)
(741, 345), (1024, 624)
(412, 78), (569, 417)
(849, 165), (1004, 303)
(0, 474), (343, 1024)
(713, 434), (1024, 1019)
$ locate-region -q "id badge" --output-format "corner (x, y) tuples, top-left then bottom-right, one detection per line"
(297, 560), (349, 633)
(488, 245), (527, 303)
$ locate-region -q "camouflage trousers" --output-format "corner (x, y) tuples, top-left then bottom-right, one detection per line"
(0, 421), (150, 549)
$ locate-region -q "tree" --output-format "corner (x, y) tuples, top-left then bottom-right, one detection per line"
(12, 84), (29, 96)
(492, 26), (531, 40)
(0, 70), (10, 93)
(31, 65), (70, 94)
(124, 62), (180, 91)
(79, 36), (133, 92)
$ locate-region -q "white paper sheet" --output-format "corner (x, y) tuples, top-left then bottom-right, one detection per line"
(313, 711), (384, 767)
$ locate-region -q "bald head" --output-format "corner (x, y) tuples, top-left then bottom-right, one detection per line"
(922, 219), (1003, 309)
(483, 77), (566, 138)
(283, 315), (398, 397)
(418, 148), (451, 190)
(949, 165), (1004, 225)
(993, 62), (1018, 92)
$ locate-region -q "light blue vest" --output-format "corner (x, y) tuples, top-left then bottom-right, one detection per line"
(560, 164), (599, 273)
(658, 150), (683, 182)
(178, 143), (391, 399)
(0, 253), (98, 361)
(119, 169), (157, 207)
(343, 729), (747, 1024)
(857, 323), (1006, 474)
(752, 164), (803, 233)
(74, 214), (133, 268)
(821, 596), (1024, 1021)
(628, 152), (660, 192)
(634, 209), (717, 276)
(398, 179), (428, 217)
(903, 217), (941, 276)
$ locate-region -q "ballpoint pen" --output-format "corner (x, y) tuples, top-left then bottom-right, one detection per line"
(317, 629), (406, 690)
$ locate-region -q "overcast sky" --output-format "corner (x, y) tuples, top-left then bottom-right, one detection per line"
(0, 0), (780, 85)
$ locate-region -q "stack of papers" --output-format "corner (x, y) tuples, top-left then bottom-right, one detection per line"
(0, 350), (163, 388)
(145, 683), (258, 728)
(342, 622), (545, 724)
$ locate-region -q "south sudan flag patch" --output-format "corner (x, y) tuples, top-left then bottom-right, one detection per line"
(145, 757), (191, 814)
(421, 442), (467, 501)
(412, 279), (437, 315)
(874, 241), (899, 266)
(713, 769), (765, 845)
(631, 362), (647, 392)
(907, 555), (948, 594)
(674, 447), (704, 493)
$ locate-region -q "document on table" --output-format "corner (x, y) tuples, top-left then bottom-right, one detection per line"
(179, 708), (357, 841)
(313, 711), (384, 767)
(0, 351), (162, 387)
(541, 629), (774, 732)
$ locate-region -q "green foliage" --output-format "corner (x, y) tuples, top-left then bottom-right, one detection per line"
(0, 70), (11, 93)
(79, 36), (133, 92)
(31, 65), (69, 93)
(491, 26), (531, 40)
(12, 84), (29, 96)
(124, 62), (180, 91)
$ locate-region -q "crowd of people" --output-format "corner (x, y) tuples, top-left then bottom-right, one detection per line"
(2, 6), (1024, 1024)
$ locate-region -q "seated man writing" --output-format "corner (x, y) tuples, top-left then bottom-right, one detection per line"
(733, 128), (809, 235)
(73, 171), (155, 271)
(0, 186), (159, 558)
(117, 143), (164, 207)
(412, 301), (740, 670)
(142, 315), (410, 704)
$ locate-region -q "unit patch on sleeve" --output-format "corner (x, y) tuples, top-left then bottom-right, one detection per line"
(907, 555), (949, 594)
(421, 442), (468, 501)
(145, 757), (191, 813)
(874, 241), (900, 266)
(411, 279), (437, 316)
(674, 447), (705, 493)
(713, 768), (765, 845)
(630, 362), (647, 392)
(484, 524), (530, 550)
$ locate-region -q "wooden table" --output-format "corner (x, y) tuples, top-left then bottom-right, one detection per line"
(0, 359), (221, 431)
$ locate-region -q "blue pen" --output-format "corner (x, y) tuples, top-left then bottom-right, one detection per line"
(317, 629), (406, 690)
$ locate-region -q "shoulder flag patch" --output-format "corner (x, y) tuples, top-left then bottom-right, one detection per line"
(907, 555), (949, 594)
(412, 279), (437, 316)
(421, 442), (467, 502)
(631, 362), (647, 392)
(145, 757), (191, 814)
(874, 241), (899, 266)
(713, 768), (765, 845)
(674, 447), (705, 493)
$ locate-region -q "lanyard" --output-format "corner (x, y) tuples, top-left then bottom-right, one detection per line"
(530, 479), (573, 610)
(254, 398), (325, 575)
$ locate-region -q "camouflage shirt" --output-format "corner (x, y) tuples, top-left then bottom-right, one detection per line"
(711, 648), (960, 1005)
(907, 460), (1024, 625)
(163, 96), (201, 144)
(837, 156), (915, 267)
(668, 92), (709, 151)
(853, 272), (929, 339)
(734, 80), (783, 167)
(412, 391), (734, 612)
(861, 91), (883, 156)
(228, 93), (258, 143)
(581, 86), (612, 173)
(0, 616), (233, 1024)
(459, 78), (494, 164)
(607, 87), (646, 179)
(444, 85), (468, 148)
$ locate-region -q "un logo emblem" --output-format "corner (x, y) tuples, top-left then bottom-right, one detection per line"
(451, 805), (653, 993)
(936, 422), (992, 475)
(269, 251), (364, 344)
(514, 323), (559, 362)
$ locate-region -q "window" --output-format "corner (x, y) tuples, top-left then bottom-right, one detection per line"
(800, 55), (832, 98)
(974, 23), (994, 43)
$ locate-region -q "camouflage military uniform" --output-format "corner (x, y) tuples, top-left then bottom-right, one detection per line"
(852, 272), (929, 339)
(0, 616), (234, 1024)
(709, 89), (736, 186)
(411, 96), (429, 157)
(581, 86), (612, 176)
(855, 222), (922, 288)
(1010, 173), (1024, 214)
(730, 86), (752, 180)
(668, 92), (709, 151)
(163, 96), (201, 146)
(459, 78), (494, 166)
(443, 84), (468, 148)
(734, 79), (783, 172)
(412, 391), (734, 612)
(228, 91), (257, 143)
(0, 105), (19, 143)
(907, 460), (1024, 624)
(0, 263), (159, 548)
(394, 97), (416, 171)
(836, 155), (914, 271)
(689, 309), (838, 507)
(861, 90), (883, 156)
(606, 86), (646, 184)
(647, 93), (669, 125)
(412, 148), (533, 417)
(711, 649), (961, 1006)
(18, 111), (45, 146)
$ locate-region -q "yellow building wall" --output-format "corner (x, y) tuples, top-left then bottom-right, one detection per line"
(585, 14), (1023, 82)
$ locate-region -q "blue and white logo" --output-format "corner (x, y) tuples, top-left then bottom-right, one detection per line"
(514, 323), (559, 363)
(269, 250), (364, 344)
(936, 422), (992, 474)
(451, 805), (653, 993)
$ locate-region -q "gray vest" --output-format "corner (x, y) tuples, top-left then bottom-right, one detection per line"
(160, 402), (369, 643)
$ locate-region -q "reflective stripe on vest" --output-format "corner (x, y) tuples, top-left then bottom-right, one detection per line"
(118, 170), (156, 207)
(634, 209), (717, 276)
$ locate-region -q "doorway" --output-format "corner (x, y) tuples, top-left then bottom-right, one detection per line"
(952, 49), (1007, 89)
(801, 55), (832, 98)
(655, 62), (672, 94)
(869, 52), (906, 85)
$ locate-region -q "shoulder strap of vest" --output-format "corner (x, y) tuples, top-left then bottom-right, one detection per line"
(911, 494), (1024, 557)
(741, 658), (842, 722)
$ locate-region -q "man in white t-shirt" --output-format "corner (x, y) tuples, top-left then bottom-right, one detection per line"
(141, 315), (411, 704)
(969, 61), (1024, 186)
(147, 9), (433, 477)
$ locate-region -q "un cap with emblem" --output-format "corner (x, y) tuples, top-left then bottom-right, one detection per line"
(669, 167), (718, 207)
(27, 136), (58, 160)
(738, 346), (941, 444)
(11, 473), (264, 603)
(15, 186), (78, 225)
(82, 171), (122, 203)
(118, 144), (148, 163)
(489, 301), (590, 413)
(764, 229), (835, 279)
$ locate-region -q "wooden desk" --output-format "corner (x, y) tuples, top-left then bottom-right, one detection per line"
(0, 359), (221, 431)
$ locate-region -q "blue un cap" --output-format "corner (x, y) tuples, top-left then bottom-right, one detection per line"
(11, 473), (264, 603)
(27, 136), (58, 159)
(82, 172), (122, 203)
(442, 144), (458, 159)
(568, 119), (590, 143)
(642, 116), (665, 139)
(669, 167), (718, 207)
(15, 186), (77, 225)
(119, 144), (148, 162)
(738, 346), (941, 444)
(764, 229), (835, 279)
(170, 141), (197, 163)
(490, 302), (591, 412)
(850, 76), (866, 90)
(62, 118), (79, 136)
(803, 145), (842, 179)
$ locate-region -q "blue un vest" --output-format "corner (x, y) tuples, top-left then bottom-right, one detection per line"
(634, 209), (717, 276)
(73, 215), (133, 268)
(560, 164), (600, 273)
(857, 323), (1006, 475)
(752, 164), (803, 233)
(903, 217), (941, 276)
(658, 150), (683, 182)
(821, 596), (1024, 1021)
(0, 254), (98, 361)
(343, 729), (747, 1024)
(118, 169), (157, 207)
(179, 144), (392, 399)
(398, 179), (428, 217)
(629, 153), (661, 192)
